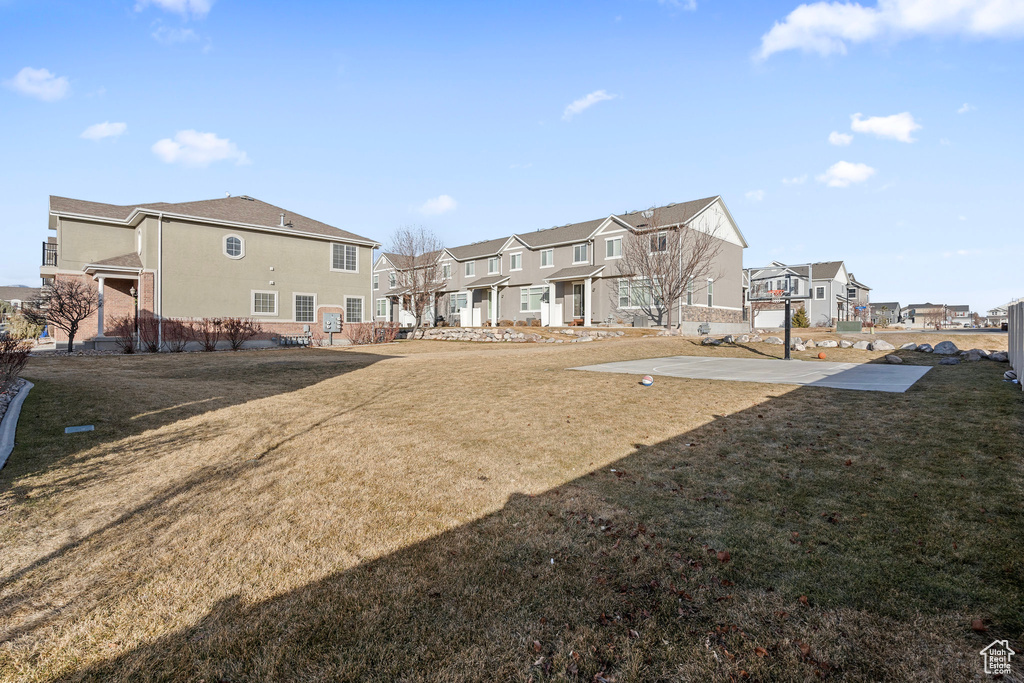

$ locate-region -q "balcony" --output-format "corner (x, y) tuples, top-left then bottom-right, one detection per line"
(42, 241), (56, 267)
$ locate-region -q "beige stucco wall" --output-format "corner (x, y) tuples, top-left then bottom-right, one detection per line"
(158, 218), (373, 322)
(56, 217), (136, 271)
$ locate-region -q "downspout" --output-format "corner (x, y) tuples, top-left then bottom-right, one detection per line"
(157, 214), (164, 350)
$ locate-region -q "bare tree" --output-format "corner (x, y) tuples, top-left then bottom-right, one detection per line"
(23, 278), (100, 352)
(388, 226), (446, 339)
(617, 205), (723, 330)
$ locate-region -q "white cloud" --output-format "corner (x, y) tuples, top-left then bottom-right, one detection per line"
(817, 161), (876, 187)
(81, 122), (127, 140)
(828, 131), (853, 146)
(136, 0), (212, 18)
(850, 111), (921, 142)
(152, 26), (199, 44)
(745, 189), (766, 201)
(152, 130), (250, 167)
(758, 0), (1024, 60)
(418, 194), (458, 215)
(562, 90), (617, 121)
(957, 102), (976, 113)
(659, 0), (697, 9)
(782, 174), (808, 185)
(4, 67), (69, 102)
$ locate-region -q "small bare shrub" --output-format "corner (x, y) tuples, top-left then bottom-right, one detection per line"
(164, 319), (195, 352)
(347, 321), (400, 345)
(0, 337), (31, 391)
(513, 320), (526, 327)
(138, 313), (161, 353)
(497, 319), (514, 327)
(530, 319), (542, 327)
(5, 313), (43, 340)
(196, 318), (223, 352)
(108, 315), (138, 354)
(222, 318), (263, 351)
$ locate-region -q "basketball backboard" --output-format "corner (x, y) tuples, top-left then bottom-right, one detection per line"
(747, 265), (814, 302)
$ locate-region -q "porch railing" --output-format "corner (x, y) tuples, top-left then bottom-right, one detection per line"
(42, 241), (57, 267)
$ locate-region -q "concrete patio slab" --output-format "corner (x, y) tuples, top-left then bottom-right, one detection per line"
(572, 356), (931, 393)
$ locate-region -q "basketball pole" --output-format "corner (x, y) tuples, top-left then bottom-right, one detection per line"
(784, 298), (791, 361)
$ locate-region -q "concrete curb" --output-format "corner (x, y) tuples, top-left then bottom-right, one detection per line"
(0, 381), (34, 471)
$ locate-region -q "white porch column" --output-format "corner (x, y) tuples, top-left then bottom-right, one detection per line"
(584, 277), (593, 327)
(548, 282), (556, 326)
(491, 286), (498, 326)
(96, 277), (105, 336)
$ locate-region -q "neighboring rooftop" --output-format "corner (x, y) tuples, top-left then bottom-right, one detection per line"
(49, 195), (378, 246)
(0, 286), (41, 302)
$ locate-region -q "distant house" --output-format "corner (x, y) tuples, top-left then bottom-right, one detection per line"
(901, 302), (974, 329)
(0, 286), (42, 313)
(745, 260), (870, 328)
(870, 301), (901, 326)
(41, 195), (379, 348)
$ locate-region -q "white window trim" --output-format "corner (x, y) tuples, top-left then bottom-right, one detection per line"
(330, 243), (359, 273)
(649, 231), (668, 254)
(572, 243), (589, 265)
(508, 251), (523, 271)
(520, 285), (544, 312)
(487, 257), (500, 275)
(389, 271), (397, 288)
(376, 297), (389, 318)
(293, 292), (317, 323)
(465, 262), (476, 277)
(224, 233), (245, 260)
(372, 274), (379, 290)
(604, 236), (622, 260)
(136, 228), (143, 256)
(251, 289), (278, 316)
(442, 262), (452, 279)
(345, 295), (365, 323)
(539, 249), (554, 269)
(707, 278), (714, 308)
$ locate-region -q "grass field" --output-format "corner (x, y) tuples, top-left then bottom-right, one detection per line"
(1, 333), (1021, 681)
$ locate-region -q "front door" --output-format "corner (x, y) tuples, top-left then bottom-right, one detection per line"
(573, 283), (584, 318)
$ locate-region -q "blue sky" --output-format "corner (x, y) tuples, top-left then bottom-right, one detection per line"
(2, 0), (1022, 313)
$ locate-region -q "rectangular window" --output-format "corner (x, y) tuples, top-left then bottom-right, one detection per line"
(606, 237), (622, 259)
(573, 243), (589, 263)
(449, 292), (468, 317)
(509, 253), (522, 271)
(488, 257), (499, 274)
(686, 278), (693, 306)
(442, 263), (451, 279)
(466, 261), (475, 277)
(389, 272), (396, 288)
(847, 287), (857, 299)
(376, 298), (388, 318)
(345, 297), (363, 323)
(630, 278), (651, 308)
(816, 286), (825, 299)
(707, 279), (714, 308)
(520, 286), (544, 312)
(540, 249), (554, 267)
(618, 280), (630, 308)
(253, 291), (277, 316)
(332, 244), (358, 271)
(372, 274), (379, 290)
(650, 232), (667, 253)
(294, 294), (315, 322)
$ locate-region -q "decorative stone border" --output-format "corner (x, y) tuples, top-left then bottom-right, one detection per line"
(0, 381), (33, 471)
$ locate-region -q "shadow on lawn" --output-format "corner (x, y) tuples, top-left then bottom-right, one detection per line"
(49, 358), (1023, 682)
(2, 348), (394, 490)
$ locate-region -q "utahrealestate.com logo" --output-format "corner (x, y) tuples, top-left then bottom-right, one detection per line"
(980, 640), (1015, 676)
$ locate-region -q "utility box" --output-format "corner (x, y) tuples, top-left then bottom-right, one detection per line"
(323, 313), (341, 333)
(632, 315), (648, 328)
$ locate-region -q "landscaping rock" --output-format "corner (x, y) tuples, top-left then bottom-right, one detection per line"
(764, 336), (783, 345)
(817, 340), (838, 348)
(870, 340), (895, 351)
(722, 334), (735, 343)
(933, 341), (959, 355)
(968, 348), (989, 358)
(839, 340), (854, 348)
(793, 343), (806, 351)
(792, 337), (803, 345)
(917, 343), (933, 353)
(805, 339), (816, 348)
(749, 335), (762, 342)
(959, 350), (983, 362)
(899, 342), (918, 351)
(736, 334), (750, 343)
(852, 341), (871, 350)
(702, 337), (722, 346)
(885, 354), (903, 364)
(938, 357), (960, 365)
(988, 351), (1008, 362)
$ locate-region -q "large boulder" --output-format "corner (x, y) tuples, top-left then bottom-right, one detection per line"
(988, 351), (1008, 362)
(899, 342), (918, 351)
(839, 340), (854, 348)
(736, 334), (750, 343)
(805, 339), (817, 348)
(722, 334), (735, 343)
(968, 348), (989, 358)
(885, 354), (903, 364)
(959, 350), (983, 362)
(917, 343), (933, 353)
(792, 337), (803, 345)
(870, 340), (895, 351)
(750, 335), (762, 342)
(764, 336), (784, 345)
(793, 343), (806, 351)
(933, 340), (960, 355)
(938, 357), (960, 365)
(852, 341), (871, 350)
(818, 340), (838, 348)
(702, 337), (722, 345)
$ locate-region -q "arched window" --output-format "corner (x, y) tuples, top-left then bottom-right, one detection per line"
(224, 234), (244, 259)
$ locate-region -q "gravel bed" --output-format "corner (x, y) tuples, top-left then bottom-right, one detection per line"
(0, 378), (27, 426)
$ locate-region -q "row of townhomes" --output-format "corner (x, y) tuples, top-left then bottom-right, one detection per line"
(371, 196), (750, 334)
(744, 261), (871, 328)
(900, 303), (975, 328)
(42, 195), (379, 348)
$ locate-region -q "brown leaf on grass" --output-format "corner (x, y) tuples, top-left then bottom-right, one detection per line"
(775, 611), (788, 619)
(739, 670), (750, 679)
(533, 640), (542, 653)
(799, 595), (809, 606)
(844, 459), (852, 466)
(629, 629), (640, 639)
(755, 646), (769, 658)
(797, 641), (811, 657)
(971, 619), (987, 632)
(715, 594), (733, 602)
(717, 550), (731, 563)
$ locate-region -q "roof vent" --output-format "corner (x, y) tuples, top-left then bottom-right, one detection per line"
(280, 213), (286, 227)
(225, 192), (231, 198)
(642, 210), (654, 218)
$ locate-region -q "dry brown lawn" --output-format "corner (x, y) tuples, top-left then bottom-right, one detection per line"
(0, 333), (1021, 681)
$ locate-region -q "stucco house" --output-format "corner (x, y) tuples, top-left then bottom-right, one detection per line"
(900, 302), (973, 328)
(373, 196), (749, 334)
(745, 260), (870, 328)
(40, 195), (379, 348)
(0, 286), (42, 313)
(869, 301), (901, 326)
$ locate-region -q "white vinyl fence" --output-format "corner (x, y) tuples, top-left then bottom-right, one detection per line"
(1010, 301), (1024, 387)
